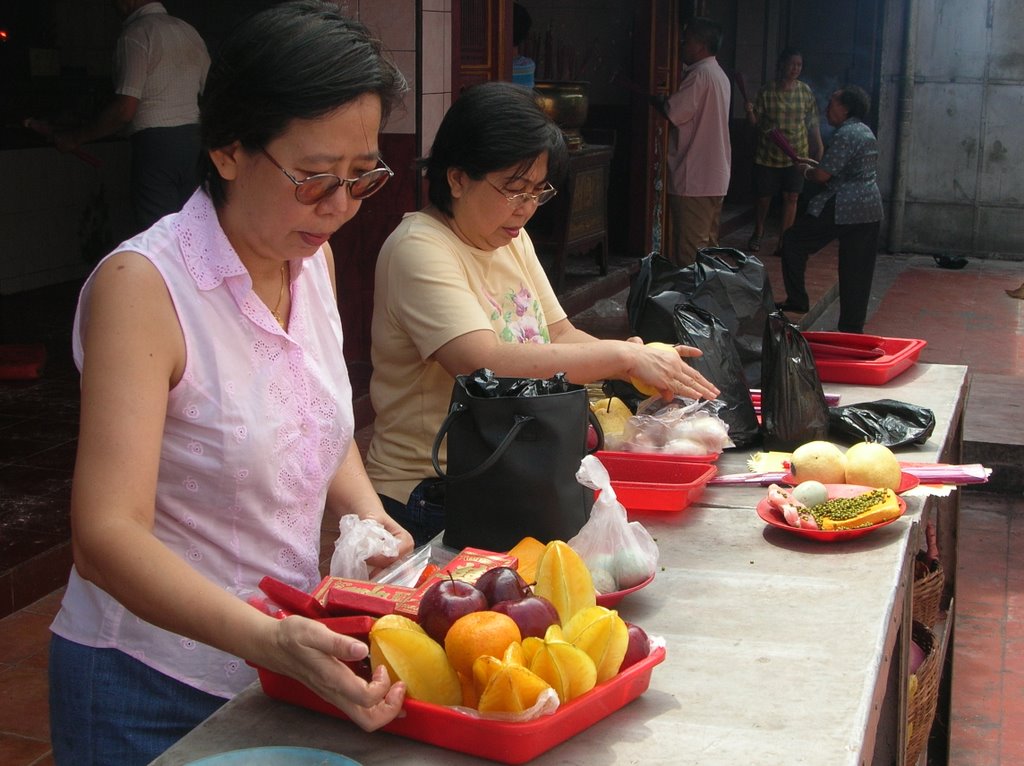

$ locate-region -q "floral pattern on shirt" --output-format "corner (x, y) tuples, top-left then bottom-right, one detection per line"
(485, 284), (551, 344)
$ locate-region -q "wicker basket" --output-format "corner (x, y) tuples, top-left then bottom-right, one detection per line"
(912, 552), (944, 627)
(906, 621), (940, 765)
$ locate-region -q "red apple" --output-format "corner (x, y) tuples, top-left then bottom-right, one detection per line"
(619, 622), (650, 671)
(417, 577), (487, 643)
(586, 424), (599, 451)
(491, 595), (560, 639)
(474, 566), (531, 606)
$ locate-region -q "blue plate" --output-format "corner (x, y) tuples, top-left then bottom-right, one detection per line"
(187, 747), (362, 766)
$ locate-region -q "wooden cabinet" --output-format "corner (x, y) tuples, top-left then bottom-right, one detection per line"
(527, 144), (612, 292)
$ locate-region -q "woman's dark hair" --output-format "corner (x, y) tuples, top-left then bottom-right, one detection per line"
(199, 0), (407, 206)
(837, 85), (871, 120)
(422, 81), (568, 217)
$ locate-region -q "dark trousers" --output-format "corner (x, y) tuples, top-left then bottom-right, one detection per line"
(780, 198), (881, 333)
(130, 124), (203, 232)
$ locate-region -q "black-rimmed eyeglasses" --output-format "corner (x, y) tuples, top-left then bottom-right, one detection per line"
(260, 147), (394, 205)
(484, 178), (558, 208)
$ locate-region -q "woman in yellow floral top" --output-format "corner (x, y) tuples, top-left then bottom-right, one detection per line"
(745, 48), (823, 255)
(366, 82), (719, 545)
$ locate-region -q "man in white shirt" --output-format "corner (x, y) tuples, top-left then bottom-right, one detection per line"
(53, 1), (210, 231)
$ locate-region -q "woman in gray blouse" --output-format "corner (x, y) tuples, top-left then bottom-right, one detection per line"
(775, 85), (883, 333)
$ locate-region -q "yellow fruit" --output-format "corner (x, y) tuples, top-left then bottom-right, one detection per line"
(508, 536), (546, 584)
(591, 396), (632, 436)
(790, 440), (847, 484)
(533, 540), (597, 625)
(372, 613), (425, 634)
(630, 342), (678, 396)
(369, 623), (461, 706)
(562, 605), (629, 683)
(477, 663), (552, 714)
(444, 610), (522, 678)
(527, 635), (598, 702)
(844, 441), (902, 490)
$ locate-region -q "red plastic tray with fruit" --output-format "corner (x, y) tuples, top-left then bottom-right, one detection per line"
(253, 542), (665, 764)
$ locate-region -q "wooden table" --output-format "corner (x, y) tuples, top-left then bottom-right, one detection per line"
(152, 362), (968, 766)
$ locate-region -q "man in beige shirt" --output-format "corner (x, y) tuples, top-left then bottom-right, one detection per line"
(652, 17), (732, 266)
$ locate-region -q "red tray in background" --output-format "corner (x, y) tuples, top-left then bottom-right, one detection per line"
(254, 616), (666, 764)
(595, 452), (717, 512)
(802, 332), (927, 385)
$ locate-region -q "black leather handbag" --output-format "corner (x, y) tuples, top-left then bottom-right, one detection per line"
(432, 370), (602, 552)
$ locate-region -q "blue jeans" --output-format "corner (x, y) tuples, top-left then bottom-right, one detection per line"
(378, 478), (446, 547)
(49, 634), (226, 766)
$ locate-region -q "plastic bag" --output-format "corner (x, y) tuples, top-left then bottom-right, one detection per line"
(608, 397), (733, 455)
(828, 398), (936, 448)
(568, 455), (659, 594)
(760, 311), (829, 450)
(672, 303), (760, 448)
(329, 514), (400, 579)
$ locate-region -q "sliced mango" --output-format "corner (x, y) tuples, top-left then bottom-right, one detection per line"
(508, 536), (546, 584)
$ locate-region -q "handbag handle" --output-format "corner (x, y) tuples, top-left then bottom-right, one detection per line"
(431, 402), (535, 483)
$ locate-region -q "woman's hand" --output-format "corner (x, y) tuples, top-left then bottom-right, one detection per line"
(256, 615), (407, 732)
(627, 343), (720, 402)
(365, 514), (415, 575)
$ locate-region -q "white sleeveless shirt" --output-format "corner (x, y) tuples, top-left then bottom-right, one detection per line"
(52, 190), (353, 698)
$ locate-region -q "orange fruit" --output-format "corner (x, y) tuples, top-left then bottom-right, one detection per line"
(444, 610), (522, 677)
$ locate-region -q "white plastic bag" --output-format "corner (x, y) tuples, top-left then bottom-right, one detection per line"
(568, 455), (659, 593)
(329, 514), (400, 579)
(611, 397), (733, 455)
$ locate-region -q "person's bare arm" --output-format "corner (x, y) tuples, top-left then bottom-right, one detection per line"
(431, 320), (719, 401)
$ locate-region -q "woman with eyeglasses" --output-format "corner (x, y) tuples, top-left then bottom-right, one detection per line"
(365, 81), (720, 546)
(48, 3), (413, 763)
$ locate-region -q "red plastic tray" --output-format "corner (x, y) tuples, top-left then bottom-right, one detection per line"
(802, 332), (927, 385)
(595, 452), (717, 512)
(595, 448), (718, 464)
(254, 617), (666, 764)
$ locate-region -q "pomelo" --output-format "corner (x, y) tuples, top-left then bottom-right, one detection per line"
(844, 441), (902, 490)
(790, 440), (847, 484)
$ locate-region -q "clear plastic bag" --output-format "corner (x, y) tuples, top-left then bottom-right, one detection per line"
(568, 455), (659, 593)
(329, 514), (401, 579)
(606, 397), (734, 455)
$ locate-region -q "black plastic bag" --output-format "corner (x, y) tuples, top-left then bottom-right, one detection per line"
(760, 311), (829, 450)
(627, 249), (774, 388)
(828, 399), (936, 448)
(672, 303), (760, 448)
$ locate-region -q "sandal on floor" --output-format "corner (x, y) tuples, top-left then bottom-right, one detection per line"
(746, 234), (761, 253)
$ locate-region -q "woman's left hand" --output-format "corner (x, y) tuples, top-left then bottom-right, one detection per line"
(255, 615), (407, 732)
(365, 514), (415, 574)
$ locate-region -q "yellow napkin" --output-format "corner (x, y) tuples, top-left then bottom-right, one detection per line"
(746, 451), (792, 473)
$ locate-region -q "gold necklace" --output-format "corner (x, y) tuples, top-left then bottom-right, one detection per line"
(270, 262), (288, 328)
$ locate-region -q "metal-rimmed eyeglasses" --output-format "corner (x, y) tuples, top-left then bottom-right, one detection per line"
(485, 177), (558, 208)
(260, 147), (394, 205)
